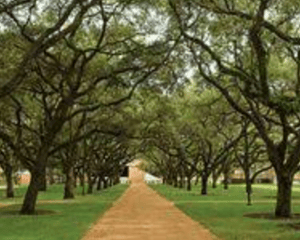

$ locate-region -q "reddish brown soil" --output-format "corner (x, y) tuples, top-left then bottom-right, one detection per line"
(83, 163), (217, 240)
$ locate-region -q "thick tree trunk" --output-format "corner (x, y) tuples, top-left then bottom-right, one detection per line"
(20, 171), (39, 214)
(201, 172), (208, 195)
(64, 166), (74, 199)
(275, 173), (293, 218)
(38, 167), (47, 191)
(4, 165), (14, 198)
(21, 148), (48, 214)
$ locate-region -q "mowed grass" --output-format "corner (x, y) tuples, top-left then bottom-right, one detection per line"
(0, 184), (128, 240)
(150, 183), (300, 240)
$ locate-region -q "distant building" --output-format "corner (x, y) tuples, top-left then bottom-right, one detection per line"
(230, 168), (300, 184)
(16, 170), (31, 185)
(120, 160), (162, 184)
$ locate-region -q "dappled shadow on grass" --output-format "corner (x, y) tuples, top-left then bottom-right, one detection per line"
(280, 222), (300, 231)
(0, 205), (60, 217)
(244, 212), (300, 220)
(262, 195), (300, 200)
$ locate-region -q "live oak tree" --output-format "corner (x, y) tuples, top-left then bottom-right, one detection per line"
(0, 0), (178, 214)
(169, 0), (300, 218)
(0, 142), (15, 198)
(234, 118), (271, 205)
(140, 84), (241, 193)
(187, 89), (242, 195)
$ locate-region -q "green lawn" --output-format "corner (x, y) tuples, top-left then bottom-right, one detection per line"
(0, 184), (128, 240)
(150, 183), (300, 240)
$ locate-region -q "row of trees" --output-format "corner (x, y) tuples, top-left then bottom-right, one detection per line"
(1, 0), (300, 218)
(140, 86), (271, 206)
(0, 0), (178, 214)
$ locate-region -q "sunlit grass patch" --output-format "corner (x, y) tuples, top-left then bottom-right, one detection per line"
(0, 184), (128, 240)
(150, 183), (300, 240)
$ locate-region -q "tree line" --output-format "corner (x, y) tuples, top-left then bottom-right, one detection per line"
(1, 0), (300, 218)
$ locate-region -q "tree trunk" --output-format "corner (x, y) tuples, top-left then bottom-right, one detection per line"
(20, 171), (39, 214)
(87, 180), (93, 194)
(223, 171), (229, 190)
(38, 166), (47, 191)
(64, 166), (74, 199)
(97, 176), (102, 191)
(194, 174), (199, 186)
(245, 169), (252, 206)
(113, 174), (120, 185)
(4, 165), (14, 198)
(79, 172), (84, 187)
(20, 147), (48, 214)
(212, 170), (218, 189)
(48, 167), (55, 185)
(275, 173), (293, 218)
(103, 178), (108, 189)
(201, 172), (208, 195)
(179, 173), (184, 188)
(187, 176), (191, 191)
(73, 169), (77, 188)
(173, 174), (178, 187)
(81, 179), (85, 196)
(87, 173), (95, 194)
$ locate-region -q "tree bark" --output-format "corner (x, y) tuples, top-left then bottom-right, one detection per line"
(79, 172), (84, 187)
(201, 172), (208, 195)
(20, 171), (39, 214)
(187, 176), (192, 191)
(4, 165), (14, 198)
(275, 173), (293, 218)
(87, 174), (95, 194)
(38, 166), (47, 191)
(212, 170), (218, 188)
(97, 176), (102, 191)
(245, 170), (252, 206)
(73, 169), (77, 188)
(194, 174), (199, 185)
(64, 166), (74, 199)
(173, 174), (178, 187)
(113, 174), (120, 185)
(103, 178), (108, 189)
(87, 181), (93, 194)
(223, 170), (229, 190)
(48, 166), (55, 185)
(179, 173), (184, 188)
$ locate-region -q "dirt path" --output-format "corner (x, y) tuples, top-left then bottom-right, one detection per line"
(83, 163), (216, 240)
